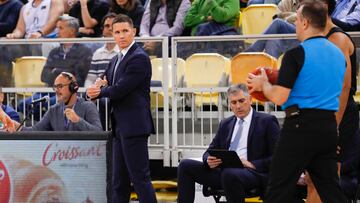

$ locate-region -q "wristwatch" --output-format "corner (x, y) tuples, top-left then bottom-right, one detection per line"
(37, 30), (44, 37)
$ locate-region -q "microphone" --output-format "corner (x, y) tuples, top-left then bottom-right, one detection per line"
(16, 96), (50, 131)
(30, 96), (50, 104)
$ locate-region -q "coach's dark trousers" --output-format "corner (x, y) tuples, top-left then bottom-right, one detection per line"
(111, 135), (157, 203)
(177, 159), (262, 203)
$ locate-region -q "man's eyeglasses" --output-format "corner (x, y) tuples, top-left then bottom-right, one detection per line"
(53, 83), (70, 91)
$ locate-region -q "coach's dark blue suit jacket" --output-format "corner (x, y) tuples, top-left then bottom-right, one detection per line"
(99, 42), (155, 137)
(203, 110), (280, 189)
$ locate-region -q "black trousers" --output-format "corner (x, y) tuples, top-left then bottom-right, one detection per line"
(265, 109), (347, 203)
(338, 99), (359, 161)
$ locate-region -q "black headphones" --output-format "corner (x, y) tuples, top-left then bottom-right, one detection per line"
(60, 72), (79, 94)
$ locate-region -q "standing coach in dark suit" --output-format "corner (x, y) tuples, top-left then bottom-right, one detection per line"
(177, 84), (280, 203)
(86, 14), (157, 203)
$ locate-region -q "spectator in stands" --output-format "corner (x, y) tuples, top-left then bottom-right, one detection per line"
(62, 0), (84, 14)
(62, 0), (72, 13)
(41, 15), (92, 87)
(0, 87), (20, 122)
(0, 0), (23, 37)
(177, 84), (280, 203)
(244, 0), (301, 58)
(85, 13), (119, 87)
(247, 0), (280, 6)
(16, 15), (92, 122)
(183, 0), (239, 36)
(84, 13), (118, 130)
(1, 0), (62, 87)
(244, 0), (359, 57)
(331, 0), (360, 31)
(139, 0), (191, 54)
(333, 20), (360, 31)
(2, 0), (63, 79)
(110, 0), (145, 35)
(276, 0), (301, 24)
(69, 0), (109, 37)
(7, 72), (102, 132)
(180, 0), (239, 57)
(6, 0), (63, 39)
(277, 0), (299, 12)
(0, 0), (23, 87)
(244, 18), (298, 58)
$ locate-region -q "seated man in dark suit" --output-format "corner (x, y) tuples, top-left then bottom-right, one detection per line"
(177, 83), (280, 203)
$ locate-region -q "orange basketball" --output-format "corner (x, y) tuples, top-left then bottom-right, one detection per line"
(250, 67), (279, 102)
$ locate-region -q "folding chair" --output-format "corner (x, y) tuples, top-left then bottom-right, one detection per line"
(12, 56), (46, 87)
(150, 58), (186, 108)
(184, 53), (230, 108)
(230, 52), (277, 85)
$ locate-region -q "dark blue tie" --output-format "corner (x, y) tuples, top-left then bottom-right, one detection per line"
(229, 119), (244, 151)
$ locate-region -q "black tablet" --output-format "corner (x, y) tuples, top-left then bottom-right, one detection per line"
(208, 149), (244, 168)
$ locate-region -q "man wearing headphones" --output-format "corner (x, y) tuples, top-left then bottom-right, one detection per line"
(6, 72), (102, 132)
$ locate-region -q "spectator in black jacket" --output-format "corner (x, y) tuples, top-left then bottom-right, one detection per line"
(69, 0), (109, 37)
(0, 0), (23, 37)
(16, 15), (93, 121)
(41, 15), (92, 87)
(110, 0), (145, 35)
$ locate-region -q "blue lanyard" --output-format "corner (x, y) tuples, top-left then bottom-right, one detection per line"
(63, 101), (77, 129)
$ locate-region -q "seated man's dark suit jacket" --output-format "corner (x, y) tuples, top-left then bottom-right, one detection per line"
(203, 110), (280, 192)
(99, 42), (155, 137)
